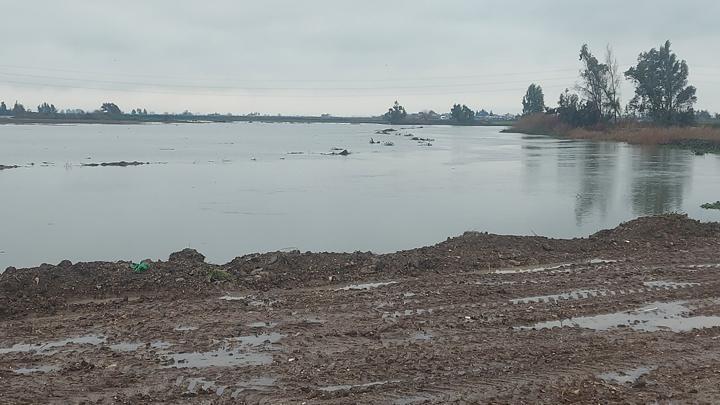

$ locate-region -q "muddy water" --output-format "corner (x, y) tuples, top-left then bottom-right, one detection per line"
(1, 123), (719, 269)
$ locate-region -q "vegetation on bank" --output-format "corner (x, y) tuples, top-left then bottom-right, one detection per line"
(702, 201), (720, 210)
(508, 40), (720, 153)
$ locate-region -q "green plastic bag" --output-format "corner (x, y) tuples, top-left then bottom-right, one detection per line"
(130, 262), (150, 273)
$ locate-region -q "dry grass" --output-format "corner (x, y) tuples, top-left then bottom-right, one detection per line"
(568, 125), (720, 145)
(509, 114), (720, 150)
(507, 113), (570, 135)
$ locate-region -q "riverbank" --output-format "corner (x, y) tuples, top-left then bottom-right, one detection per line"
(2, 215), (720, 403)
(505, 114), (720, 154)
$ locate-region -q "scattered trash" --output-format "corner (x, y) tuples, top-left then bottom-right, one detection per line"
(81, 161), (149, 167)
(383, 141), (394, 147)
(130, 262), (150, 273)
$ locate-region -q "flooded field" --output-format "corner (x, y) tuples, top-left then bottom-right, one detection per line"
(1, 122), (719, 269)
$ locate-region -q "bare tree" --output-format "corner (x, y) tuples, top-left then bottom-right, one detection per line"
(576, 44), (621, 124)
(603, 46), (621, 122)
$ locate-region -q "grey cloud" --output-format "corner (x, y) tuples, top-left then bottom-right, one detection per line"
(0, 0), (717, 115)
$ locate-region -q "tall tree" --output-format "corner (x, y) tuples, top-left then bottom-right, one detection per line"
(100, 102), (123, 115)
(450, 104), (475, 122)
(522, 84), (545, 115)
(12, 101), (25, 114)
(0, 101), (7, 115)
(624, 40), (697, 125)
(603, 46), (621, 121)
(384, 100), (407, 124)
(576, 44), (620, 123)
(37, 102), (58, 114)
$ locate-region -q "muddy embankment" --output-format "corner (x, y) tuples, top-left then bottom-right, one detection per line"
(3, 214), (720, 403)
(2, 214), (718, 321)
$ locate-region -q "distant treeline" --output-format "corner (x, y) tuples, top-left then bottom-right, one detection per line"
(0, 99), (517, 126)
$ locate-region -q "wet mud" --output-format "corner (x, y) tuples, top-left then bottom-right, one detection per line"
(2, 214), (720, 403)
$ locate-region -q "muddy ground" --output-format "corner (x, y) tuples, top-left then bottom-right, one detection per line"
(1, 214), (720, 404)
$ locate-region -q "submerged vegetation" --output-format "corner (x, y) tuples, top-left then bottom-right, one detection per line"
(701, 201), (720, 210)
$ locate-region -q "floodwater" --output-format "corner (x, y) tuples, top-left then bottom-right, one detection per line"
(1, 122), (719, 269)
(518, 301), (720, 332)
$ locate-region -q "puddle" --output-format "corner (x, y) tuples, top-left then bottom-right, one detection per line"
(175, 375), (277, 398)
(247, 322), (278, 329)
(517, 301), (720, 332)
(180, 377), (227, 396)
(319, 380), (394, 392)
(162, 333), (283, 369)
(0, 335), (106, 355)
(109, 342), (145, 352)
(411, 331), (433, 341)
(228, 333), (283, 345)
(589, 259), (617, 265)
(230, 377), (278, 397)
(219, 295), (247, 301)
(495, 263), (575, 275)
(682, 264), (720, 269)
(382, 308), (433, 319)
(336, 281), (399, 291)
(174, 326), (199, 332)
(151, 341), (173, 349)
(13, 365), (59, 374)
(598, 366), (656, 384)
(495, 259), (615, 275)
(510, 289), (607, 304)
(643, 281), (700, 289)
(299, 317), (326, 325)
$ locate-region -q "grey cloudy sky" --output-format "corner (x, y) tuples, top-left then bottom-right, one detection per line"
(0, 0), (718, 115)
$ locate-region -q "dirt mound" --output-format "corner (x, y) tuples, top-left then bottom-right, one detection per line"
(168, 248), (206, 264)
(591, 214), (720, 241)
(1, 215), (718, 320)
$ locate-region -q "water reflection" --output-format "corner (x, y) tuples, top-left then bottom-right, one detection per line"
(629, 147), (691, 216)
(570, 142), (619, 225)
(524, 138), (696, 226)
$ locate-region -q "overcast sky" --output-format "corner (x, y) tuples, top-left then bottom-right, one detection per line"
(0, 0), (718, 116)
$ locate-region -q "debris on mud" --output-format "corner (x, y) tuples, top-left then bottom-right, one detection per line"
(0, 164), (19, 170)
(81, 161), (149, 167)
(322, 149), (351, 156)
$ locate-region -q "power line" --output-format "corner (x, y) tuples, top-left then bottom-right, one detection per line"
(0, 63), (579, 84)
(0, 70), (578, 91)
(0, 77), (571, 98)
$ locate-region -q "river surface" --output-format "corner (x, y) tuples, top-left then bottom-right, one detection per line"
(1, 122), (718, 269)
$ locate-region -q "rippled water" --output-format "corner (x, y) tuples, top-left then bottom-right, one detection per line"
(1, 122), (718, 269)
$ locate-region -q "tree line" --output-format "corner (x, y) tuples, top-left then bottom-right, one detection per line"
(383, 101), (506, 124)
(0, 101), (149, 117)
(521, 40), (708, 127)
